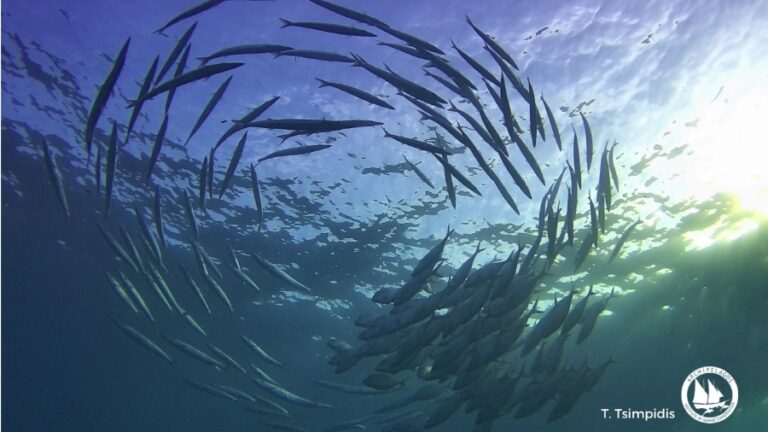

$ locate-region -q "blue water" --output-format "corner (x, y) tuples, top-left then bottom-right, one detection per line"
(3, 0), (768, 431)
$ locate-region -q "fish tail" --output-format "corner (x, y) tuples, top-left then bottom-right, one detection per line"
(278, 18), (292, 28)
(315, 78), (329, 88)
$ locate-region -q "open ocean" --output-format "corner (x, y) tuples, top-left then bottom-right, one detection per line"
(2, 0), (767, 431)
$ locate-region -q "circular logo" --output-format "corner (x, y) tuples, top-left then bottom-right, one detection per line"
(681, 366), (738, 423)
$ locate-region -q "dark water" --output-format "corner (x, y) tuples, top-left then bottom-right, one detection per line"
(3, 1), (768, 431)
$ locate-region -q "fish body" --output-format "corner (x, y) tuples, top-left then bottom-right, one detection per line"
(130, 62), (244, 106)
(383, 129), (449, 156)
(185, 75), (232, 145)
(41, 138), (70, 217)
(241, 335), (285, 368)
(199, 44), (292, 64)
(581, 113), (594, 171)
(165, 336), (225, 369)
(251, 253), (311, 293)
(402, 155), (434, 189)
(214, 96), (279, 151)
(608, 220), (641, 263)
(541, 95), (562, 150)
(219, 132), (247, 198)
(146, 113), (169, 184)
(118, 272), (154, 321)
(155, 1), (222, 34)
(114, 319), (173, 364)
(251, 376), (333, 409)
(203, 272), (233, 311)
(125, 56), (159, 142)
(275, 49), (354, 63)
(316, 78), (393, 109)
(105, 272), (138, 313)
(250, 164), (264, 231)
(208, 343), (247, 374)
(96, 224), (139, 273)
(103, 122), (119, 217)
(258, 144), (332, 164)
(308, 0), (390, 29)
(280, 18), (376, 37)
(152, 187), (166, 250)
(85, 38), (129, 161)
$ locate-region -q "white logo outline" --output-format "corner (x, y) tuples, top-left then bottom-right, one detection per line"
(681, 366), (738, 424)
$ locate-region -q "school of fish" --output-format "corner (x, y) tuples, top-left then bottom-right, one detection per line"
(37, 0), (642, 431)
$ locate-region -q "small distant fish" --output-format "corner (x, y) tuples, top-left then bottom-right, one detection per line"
(179, 262), (211, 314)
(105, 272), (138, 313)
(198, 156), (208, 212)
(279, 18), (376, 37)
(442, 155), (456, 208)
(103, 122), (119, 217)
(207, 342), (247, 374)
(250, 253), (312, 293)
(183, 379), (237, 402)
(118, 225), (145, 273)
(40, 138), (70, 217)
(250, 164), (264, 231)
(581, 113), (594, 171)
(97, 223), (139, 273)
(118, 272), (154, 322)
(402, 155), (433, 189)
(608, 220), (641, 263)
(85, 38), (129, 162)
(146, 113), (169, 184)
(241, 335), (285, 368)
(94, 146), (102, 198)
(113, 319), (173, 364)
(164, 335), (225, 369)
(203, 270), (233, 311)
(152, 187), (166, 250)
(250, 376), (333, 409)
(182, 190), (199, 240)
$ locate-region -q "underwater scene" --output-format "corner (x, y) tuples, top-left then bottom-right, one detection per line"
(2, 0), (767, 431)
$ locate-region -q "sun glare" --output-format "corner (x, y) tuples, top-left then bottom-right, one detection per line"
(672, 75), (768, 250)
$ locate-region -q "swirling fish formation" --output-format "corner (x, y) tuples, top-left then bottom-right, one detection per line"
(37, 0), (643, 431)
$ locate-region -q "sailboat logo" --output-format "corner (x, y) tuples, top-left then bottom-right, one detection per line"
(681, 366), (738, 424)
(692, 378), (728, 414)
